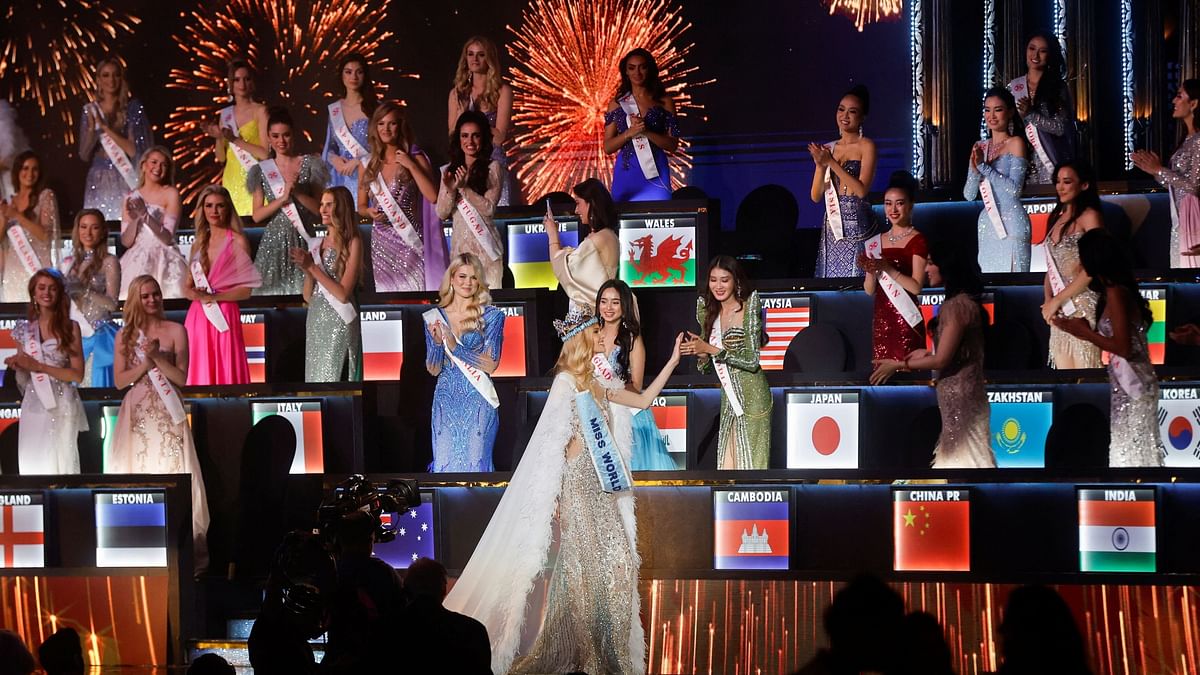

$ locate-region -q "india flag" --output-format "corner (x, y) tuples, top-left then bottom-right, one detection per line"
(1078, 488), (1156, 573)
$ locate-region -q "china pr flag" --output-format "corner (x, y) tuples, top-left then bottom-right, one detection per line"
(893, 488), (971, 572)
(786, 391), (860, 468)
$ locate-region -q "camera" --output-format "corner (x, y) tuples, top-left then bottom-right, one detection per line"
(317, 474), (421, 544)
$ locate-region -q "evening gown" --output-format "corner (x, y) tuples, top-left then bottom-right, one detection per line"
(12, 321), (86, 474)
(1008, 76), (1076, 185)
(436, 161), (505, 289)
(604, 103), (677, 202)
(425, 305), (504, 472)
(1100, 297), (1166, 468)
(247, 156), (328, 295)
(964, 151), (1031, 272)
(551, 233), (619, 309)
(930, 294), (996, 468)
(78, 99), (153, 220)
(1046, 230), (1101, 368)
(1154, 131), (1200, 268)
(184, 230), (263, 385)
(304, 246), (362, 382)
(871, 232), (928, 361)
(321, 110), (369, 199)
(222, 116), (262, 217)
(696, 292), (772, 470)
(815, 154), (874, 278)
(1, 188), (58, 302)
(62, 253), (121, 387)
(600, 346), (675, 471)
(118, 191), (189, 299)
(366, 148), (448, 292)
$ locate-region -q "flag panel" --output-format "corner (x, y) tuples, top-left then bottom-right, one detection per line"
(893, 488), (971, 572)
(786, 391), (860, 469)
(713, 489), (790, 570)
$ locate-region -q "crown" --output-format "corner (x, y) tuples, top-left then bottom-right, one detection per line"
(553, 302), (598, 342)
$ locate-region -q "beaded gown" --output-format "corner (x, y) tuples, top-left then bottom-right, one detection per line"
(425, 305), (504, 472)
(118, 191), (189, 300)
(1008, 76), (1076, 184)
(222, 117), (262, 217)
(930, 294), (996, 468)
(871, 232), (928, 361)
(1, 188), (58, 302)
(815, 154), (874, 278)
(78, 100), (153, 220)
(321, 112), (369, 199)
(697, 292), (772, 470)
(12, 321), (86, 475)
(366, 147), (448, 292)
(304, 246), (362, 382)
(604, 104), (677, 202)
(62, 253), (120, 387)
(1154, 132), (1200, 268)
(1100, 299), (1166, 468)
(964, 151), (1031, 272)
(184, 230), (263, 385)
(247, 156), (328, 295)
(436, 161), (505, 289)
(1046, 230), (1101, 369)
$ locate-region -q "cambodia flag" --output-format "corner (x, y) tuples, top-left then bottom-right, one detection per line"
(893, 488), (971, 572)
(95, 491), (167, 568)
(713, 489), (789, 570)
(361, 310), (404, 381)
(250, 400), (325, 474)
(0, 492), (45, 568)
(492, 304), (527, 377)
(240, 312), (267, 383)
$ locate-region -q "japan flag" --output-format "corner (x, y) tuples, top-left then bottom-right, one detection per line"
(786, 395), (859, 468)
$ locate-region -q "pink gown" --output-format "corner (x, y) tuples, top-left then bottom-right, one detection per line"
(184, 230), (262, 385)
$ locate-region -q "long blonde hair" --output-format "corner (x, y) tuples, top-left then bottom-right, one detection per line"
(191, 185), (243, 273)
(68, 209), (109, 286)
(136, 146), (175, 189)
(554, 327), (597, 389)
(322, 186), (362, 283)
(452, 37), (504, 114)
(92, 57), (131, 129)
(437, 253), (491, 333)
(121, 274), (161, 361)
(362, 102), (415, 186)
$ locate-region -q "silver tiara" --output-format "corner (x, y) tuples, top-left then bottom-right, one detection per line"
(553, 302), (598, 342)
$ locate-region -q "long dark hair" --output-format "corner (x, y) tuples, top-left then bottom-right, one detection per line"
(1024, 32), (1069, 116)
(982, 87), (1028, 146)
(842, 84), (871, 116)
(1047, 161), (1102, 238)
(1180, 79), (1200, 140)
(615, 48), (667, 103)
(1078, 228), (1152, 328)
(571, 178), (617, 234)
(927, 236), (987, 335)
(595, 279), (640, 378)
(447, 110), (494, 195)
(998, 585), (1092, 675)
(265, 106), (294, 158)
(700, 255), (766, 347)
(335, 53), (379, 116)
(9, 150), (44, 217)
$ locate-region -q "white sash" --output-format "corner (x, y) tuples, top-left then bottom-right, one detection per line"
(23, 322), (57, 410)
(865, 234), (923, 328)
(422, 309), (500, 408)
(189, 259), (230, 333)
(823, 142), (844, 240)
(617, 93), (660, 181)
(328, 101), (368, 159)
(1110, 354), (1146, 399)
(219, 106), (259, 172)
(58, 257), (97, 339)
(1025, 123), (1055, 179)
(592, 352), (619, 385)
(92, 103), (138, 190)
(978, 167), (1008, 239)
(456, 196), (502, 261)
(260, 159), (314, 246)
(310, 243), (357, 324)
(365, 164), (423, 251)
(137, 332), (187, 425)
(1042, 240), (1078, 316)
(709, 316), (744, 417)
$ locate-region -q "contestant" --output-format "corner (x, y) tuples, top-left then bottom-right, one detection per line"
(444, 303), (682, 674)
(203, 60), (270, 217)
(248, 107), (328, 295)
(110, 274), (210, 566)
(1040, 161), (1102, 369)
(62, 209), (120, 387)
(964, 87), (1031, 272)
(596, 279), (674, 470)
(544, 177), (621, 308)
(78, 57), (153, 220)
(872, 239), (996, 468)
(1053, 230), (1166, 467)
(424, 253), (504, 472)
(603, 48), (678, 202)
(358, 101), (443, 291)
(1, 151), (59, 302)
(184, 185), (261, 385)
(322, 53), (377, 199)
(118, 146), (189, 299)
(1008, 33), (1077, 184)
(0, 100), (30, 201)
(809, 85), (877, 277)
(5, 270), (85, 474)
(683, 256), (771, 470)
(859, 171), (927, 361)
(437, 111), (504, 288)
(447, 37), (515, 206)
(290, 187), (363, 382)
(1131, 79), (1200, 268)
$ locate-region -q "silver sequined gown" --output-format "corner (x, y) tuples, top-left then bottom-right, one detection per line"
(305, 247), (362, 382)
(78, 100), (153, 220)
(368, 166), (427, 292)
(1154, 132), (1200, 268)
(247, 156), (328, 295)
(510, 396), (637, 675)
(1046, 230), (1101, 368)
(1, 188), (59, 302)
(12, 321), (86, 474)
(964, 151), (1031, 272)
(63, 253), (121, 387)
(931, 294), (996, 468)
(1099, 305), (1166, 468)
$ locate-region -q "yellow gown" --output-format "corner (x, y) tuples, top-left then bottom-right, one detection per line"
(221, 118), (261, 217)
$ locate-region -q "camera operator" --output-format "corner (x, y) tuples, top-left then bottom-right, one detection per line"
(248, 531), (336, 675)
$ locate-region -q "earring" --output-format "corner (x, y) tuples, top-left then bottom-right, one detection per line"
(1007, 120), (1014, 135)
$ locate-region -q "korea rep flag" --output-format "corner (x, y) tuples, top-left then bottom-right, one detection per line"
(786, 391), (860, 468)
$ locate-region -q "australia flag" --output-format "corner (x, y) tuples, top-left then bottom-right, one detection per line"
(373, 496), (436, 569)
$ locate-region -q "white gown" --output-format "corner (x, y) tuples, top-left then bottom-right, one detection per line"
(13, 321), (86, 474)
(118, 191), (188, 300)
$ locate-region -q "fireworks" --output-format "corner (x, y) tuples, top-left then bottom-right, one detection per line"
(163, 0), (408, 200)
(507, 0), (709, 201)
(0, 1), (141, 144)
(825, 0), (905, 32)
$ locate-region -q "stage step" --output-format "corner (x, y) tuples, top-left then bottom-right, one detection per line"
(189, 637), (326, 669)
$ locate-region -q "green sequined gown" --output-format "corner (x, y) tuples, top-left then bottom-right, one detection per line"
(304, 247), (362, 382)
(247, 155), (328, 295)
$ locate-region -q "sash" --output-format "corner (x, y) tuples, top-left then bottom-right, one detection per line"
(422, 309), (499, 408)
(219, 106), (259, 172)
(591, 352), (619, 386)
(1042, 240), (1078, 316)
(189, 259), (230, 333)
(92, 103), (138, 190)
(1109, 354), (1146, 399)
(617, 93), (660, 181)
(137, 332), (187, 425)
(574, 389), (633, 493)
(456, 196), (502, 261)
(365, 162), (423, 251)
(709, 316), (744, 417)
(1025, 122), (1055, 179)
(58, 257), (97, 339)
(978, 171), (1008, 239)
(311, 243), (357, 324)
(823, 142), (844, 240)
(22, 322), (57, 410)
(864, 235), (923, 329)
(260, 159), (314, 247)
(328, 101), (368, 159)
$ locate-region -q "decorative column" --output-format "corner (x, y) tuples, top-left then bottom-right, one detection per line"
(1065, 0), (1096, 167)
(998, 0), (1024, 87)
(921, 0), (956, 186)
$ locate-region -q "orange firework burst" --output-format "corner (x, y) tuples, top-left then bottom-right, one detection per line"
(163, 0), (410, 200)
(0, 1), (140, 144)
(507, 0), (709, 200)
(825, 0), (904, 31)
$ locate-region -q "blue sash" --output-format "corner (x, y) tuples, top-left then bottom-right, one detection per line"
(574, 390), (633, 493)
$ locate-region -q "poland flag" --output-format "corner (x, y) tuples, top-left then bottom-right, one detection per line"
(786, 391), (860, 468)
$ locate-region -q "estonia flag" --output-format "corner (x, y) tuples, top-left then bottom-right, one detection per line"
(95, 491), (167, 568)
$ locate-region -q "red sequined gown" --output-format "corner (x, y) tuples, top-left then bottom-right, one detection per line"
(871, 232), (928, 361)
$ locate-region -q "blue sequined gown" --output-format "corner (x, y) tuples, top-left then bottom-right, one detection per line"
(321, 113), (370, 199)
(815, 159), (874, 278)
(426, 305), (505, 472)
(78, 99), (153, 220)
(604, 104), (677, 202)
(964, 152), (1031, 272)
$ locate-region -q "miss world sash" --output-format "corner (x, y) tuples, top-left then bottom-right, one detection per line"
(260, 159), (314, 247)
(1042, 240), (1078, 316)
(1024, 122), (1054, 179)
(574, 389), (633, 493)
(23, 321), (57, 410)
(90, 102), (139, 190)
(364, 160), (423, 252)
(422, 309), (499, 408)
(1110, 353), (1146, 400)
(137, 332), (187, 425)
(709, 316), (744, 417)
(864, 234), (923, 329)
(617, 93), (660, 181)
(189, 259), (230, 333)
(456, 196), (503, 262)
(219, 106), (259, 172)
(328, 101), (368, 159)
(823, 142), (844, 241)
(310, 243), (357, 325)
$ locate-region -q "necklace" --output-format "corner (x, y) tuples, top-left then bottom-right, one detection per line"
(887, 226), (915, 244)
